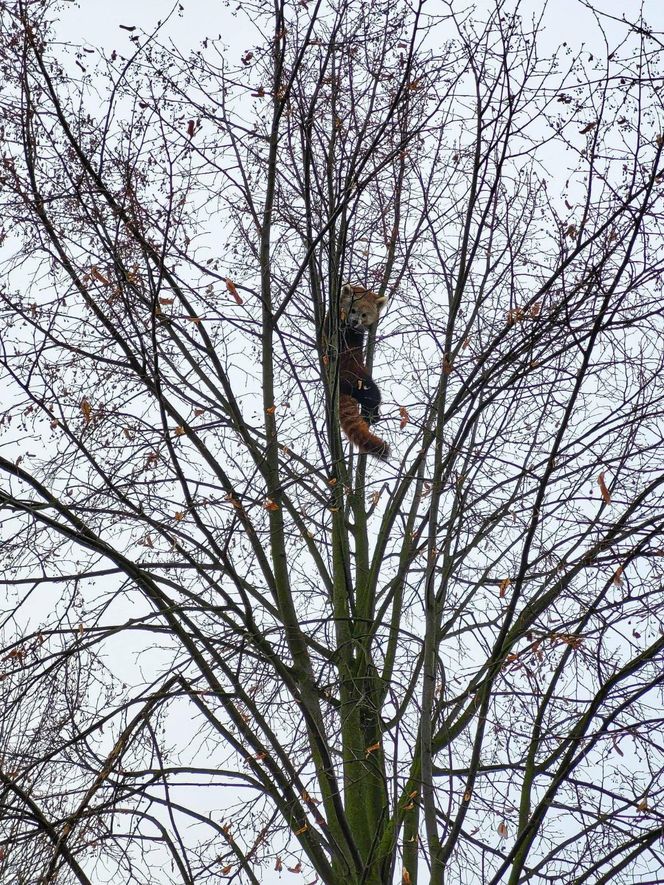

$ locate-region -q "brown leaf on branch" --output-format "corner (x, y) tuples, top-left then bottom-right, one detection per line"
(598, 472), (611, 504)
(498, 578), (511, 598)
(226, 278), (243, 304)
(80, 397), (92, 424)
(90, 266), (110, 285)
(399, 406), (410, 429)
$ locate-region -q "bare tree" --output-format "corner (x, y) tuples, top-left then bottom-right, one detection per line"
(0, 0), (663, 882)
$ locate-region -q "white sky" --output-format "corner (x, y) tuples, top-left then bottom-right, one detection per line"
(57, 0), (664, 58)
(7, 1), (662, 882)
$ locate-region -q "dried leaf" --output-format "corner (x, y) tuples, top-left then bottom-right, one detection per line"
(90, 266), (110, 285)
(636, 797), (649, 813)
(530, 301), (542, 318)
(187, 119), (195, 138)
(499, 578), (511, 598)
(579, 121), (597, 134)
(266, 405), (276, 414)
(369, 490), (381, 506)
(174, 511), (184, 521)
(554, 633), (583, 650)
(294, 823), (308, 835)
(263, 498), (279, 511)
(288, 862), (302, 873)
(221, 865), (232, 875)
(443, 356), (453, 375)
(598, 472), (611, 504)
(402, 869), (412, 885)
(174, 425), (186, 437)
(399, 406), (410, 430)
(365, 741), (381, 758)
(159, 297), (174, 305)
(80, 397), (92, 424)
(241, 51), (254, 65)
(226, 278), (243, 304)
(275, 857), (283, 871)
(463, 790), (472, 802)
(613, 566), (623, 585)
(497, 821), (508, 837)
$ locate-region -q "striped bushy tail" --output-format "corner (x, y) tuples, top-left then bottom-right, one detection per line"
(339, 395), (389, 460)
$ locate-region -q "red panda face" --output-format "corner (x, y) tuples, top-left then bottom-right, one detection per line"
(340, 282), (388, 330)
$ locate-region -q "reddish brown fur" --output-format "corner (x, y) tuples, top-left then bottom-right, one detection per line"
(339, 395), (389, 460)
(336, 283), (389, 459)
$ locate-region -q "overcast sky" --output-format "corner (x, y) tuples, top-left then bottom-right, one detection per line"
(57, 0), (663, 60)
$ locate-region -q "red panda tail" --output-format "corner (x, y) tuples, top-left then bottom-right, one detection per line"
(339, 395), (389, 460)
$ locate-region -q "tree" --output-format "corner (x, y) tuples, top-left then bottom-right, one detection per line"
(1, 0), (663, 882)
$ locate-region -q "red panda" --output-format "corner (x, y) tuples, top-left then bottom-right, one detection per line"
(335, 282), (389, 460)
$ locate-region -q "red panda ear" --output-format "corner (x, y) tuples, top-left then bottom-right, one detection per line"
(341, 282), (352, 298)
(375, 294), (388, 306)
